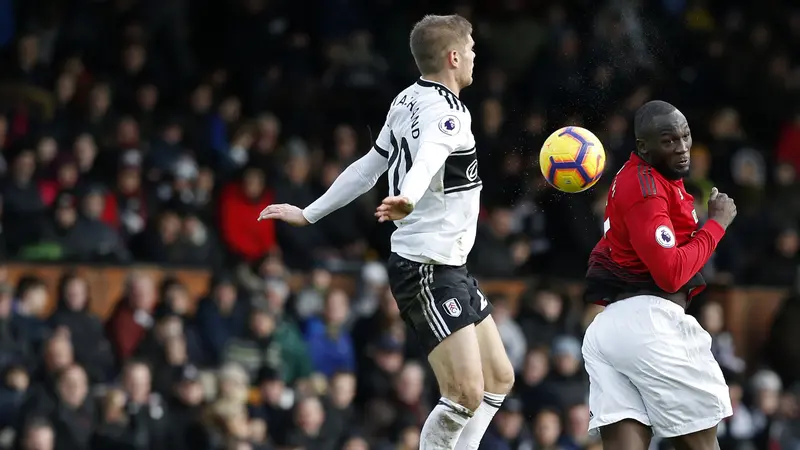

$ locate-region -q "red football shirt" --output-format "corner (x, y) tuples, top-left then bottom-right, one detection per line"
(585, 153), (726, 305)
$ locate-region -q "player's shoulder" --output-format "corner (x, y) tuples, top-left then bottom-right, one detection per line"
(614, 160), (670, 204)
(420, 94), (471, 142)
(412, 80), (471, 117)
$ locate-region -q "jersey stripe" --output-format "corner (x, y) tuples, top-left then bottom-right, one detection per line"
(374, 145), (389, 158)
(434, 86), (466, 111)
(416, 79), (466, 112)
(450, 147), (476, 156)
(444, 181), (482, 194)
(437, 88), (455, 109)
(637, 164), (657, 197)
(454, 95), (465, 112)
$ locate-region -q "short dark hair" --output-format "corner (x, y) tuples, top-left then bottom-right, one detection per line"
(634, 100), (677, 139)
(409, 14), (472, 75)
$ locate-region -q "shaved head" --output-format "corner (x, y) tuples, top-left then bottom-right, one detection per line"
(634, 100), (678, 140)
(633, 100), (692, 180)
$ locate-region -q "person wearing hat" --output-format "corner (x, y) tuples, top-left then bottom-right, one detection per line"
(249, 366), (292, 431)
(358, 334), (406, 402)
(549, 335), (588, 409)
(167, 364), (207, 450)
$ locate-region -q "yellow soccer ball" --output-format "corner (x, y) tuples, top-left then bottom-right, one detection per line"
(539, 126), (607, 193)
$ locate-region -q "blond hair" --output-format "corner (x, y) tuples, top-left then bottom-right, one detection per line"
(409, 14), (472, 75)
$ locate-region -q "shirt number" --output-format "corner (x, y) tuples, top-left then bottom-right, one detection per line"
(388, 131), (412, 196)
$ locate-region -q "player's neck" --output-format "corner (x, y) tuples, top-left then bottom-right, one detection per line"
(634, 152), (685, 182)
(420, 73), (461, 97)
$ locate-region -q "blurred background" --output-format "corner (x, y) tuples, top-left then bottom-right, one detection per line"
(0, 0), (798, 449)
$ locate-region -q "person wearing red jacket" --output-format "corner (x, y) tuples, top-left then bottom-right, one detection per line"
(105, 272), (157, 365)
(582, 101), (738, 450)
(775, 111), (800, 173)
(219, 166), (277, 262)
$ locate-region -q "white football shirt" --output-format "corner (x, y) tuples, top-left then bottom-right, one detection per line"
(373, 78), (480, 266)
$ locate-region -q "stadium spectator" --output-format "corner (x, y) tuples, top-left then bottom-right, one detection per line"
(304, 289), (355, 378)
(48, 272), (114, 384)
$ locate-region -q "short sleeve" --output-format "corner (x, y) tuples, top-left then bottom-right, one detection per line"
(419, 108), (471, 152)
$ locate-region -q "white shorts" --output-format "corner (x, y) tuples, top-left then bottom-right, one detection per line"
(582, 295), (733, 438)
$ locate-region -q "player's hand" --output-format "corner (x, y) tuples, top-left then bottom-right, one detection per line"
(707, 187), (737, 230)
(257, 204), (309, 226)
(375, 196), (414, 222)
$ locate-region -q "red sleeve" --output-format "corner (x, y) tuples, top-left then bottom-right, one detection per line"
(623, 196), (726, 293)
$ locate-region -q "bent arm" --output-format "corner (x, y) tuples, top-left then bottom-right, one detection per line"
(625, 197), (726, 293)
(399, 142), (451, 207)
(302, 148), (388, 223)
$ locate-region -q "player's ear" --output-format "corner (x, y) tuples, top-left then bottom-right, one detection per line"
(635, 139), (647, 155)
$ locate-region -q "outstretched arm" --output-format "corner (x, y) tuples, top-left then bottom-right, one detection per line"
(303, 147), (388, 223)
(258, 147), (388, 225)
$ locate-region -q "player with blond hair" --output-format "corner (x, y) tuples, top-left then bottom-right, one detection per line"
(258, 14), (514, 450)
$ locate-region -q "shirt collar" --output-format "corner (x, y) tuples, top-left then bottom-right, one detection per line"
(416, 78), (459, 98)
(629, 152), (684, 187)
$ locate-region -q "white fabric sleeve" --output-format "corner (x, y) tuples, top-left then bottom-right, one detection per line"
(399, 142), (451, 206)
(373, 120), (391, 158)
(398, 110), (470, 207)
(301, 147), (388, 224)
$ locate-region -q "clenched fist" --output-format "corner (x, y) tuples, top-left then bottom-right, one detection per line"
(707, 187), (737, 230)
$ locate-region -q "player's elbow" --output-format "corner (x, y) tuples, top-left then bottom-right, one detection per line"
(652, 272), (682, 293)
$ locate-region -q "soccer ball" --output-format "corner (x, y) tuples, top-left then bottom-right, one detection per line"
(539, 126), (606, 193)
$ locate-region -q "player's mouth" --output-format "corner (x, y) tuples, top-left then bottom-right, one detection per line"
(676, 158), (690, 169)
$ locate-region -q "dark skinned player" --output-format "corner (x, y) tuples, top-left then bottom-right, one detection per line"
(581, 100), (738, 450)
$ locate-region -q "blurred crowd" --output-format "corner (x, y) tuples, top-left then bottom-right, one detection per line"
(0, 0), (799, 449)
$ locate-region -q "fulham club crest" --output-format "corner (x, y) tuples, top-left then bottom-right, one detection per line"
(443, 298), (462, 317)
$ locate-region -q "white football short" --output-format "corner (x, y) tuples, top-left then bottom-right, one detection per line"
(582, 295), (733, 438)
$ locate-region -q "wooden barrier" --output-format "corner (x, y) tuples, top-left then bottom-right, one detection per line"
(0, 263), (788, 367)
(3, 264), (212, 319)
